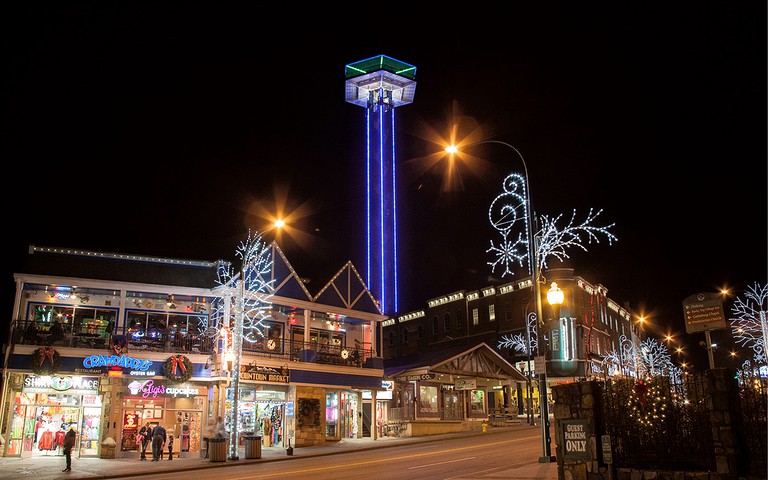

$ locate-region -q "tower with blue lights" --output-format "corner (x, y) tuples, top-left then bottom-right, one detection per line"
(345, 55), (417, 316)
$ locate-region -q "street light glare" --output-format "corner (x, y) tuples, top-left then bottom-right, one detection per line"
(445, 145), (458, 154)
(275, 219), (285, 228)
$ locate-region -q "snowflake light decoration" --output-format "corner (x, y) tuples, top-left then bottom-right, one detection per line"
(497, 312), (538, 355)
(486, 171), (617, 277)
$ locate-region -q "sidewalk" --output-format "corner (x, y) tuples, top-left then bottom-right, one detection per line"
(0, 424), (558, 480)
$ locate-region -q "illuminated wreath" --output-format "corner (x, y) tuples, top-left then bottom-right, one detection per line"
(297, 398), (320, 428)
(164, 355), (193, 383)
(31, 347), (62, 375)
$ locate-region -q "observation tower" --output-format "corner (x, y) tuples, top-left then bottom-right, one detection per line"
(345, 55), (417, 316)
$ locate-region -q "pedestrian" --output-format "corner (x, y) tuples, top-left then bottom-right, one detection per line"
(151, 423), (166, 461)
(167, 434), (174, 460)
(214, 416), (226, 438)
(61, 426), (76, 472)
(138, 421), (151, 460)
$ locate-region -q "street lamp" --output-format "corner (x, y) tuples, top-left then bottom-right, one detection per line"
(445, 140), (554, 462)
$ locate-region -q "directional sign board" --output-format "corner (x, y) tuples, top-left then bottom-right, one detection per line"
(682, 292), (726, 333)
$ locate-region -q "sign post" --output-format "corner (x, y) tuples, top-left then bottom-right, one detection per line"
(683, 292), (726, 369)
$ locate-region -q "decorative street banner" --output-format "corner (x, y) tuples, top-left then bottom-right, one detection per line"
(562, 419), (590, 459)
(683, 292), (726, 333)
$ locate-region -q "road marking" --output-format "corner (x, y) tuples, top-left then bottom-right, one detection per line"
(408, 456), (475, 469)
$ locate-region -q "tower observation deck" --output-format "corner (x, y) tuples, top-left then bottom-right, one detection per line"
(345, 55), (417, 316)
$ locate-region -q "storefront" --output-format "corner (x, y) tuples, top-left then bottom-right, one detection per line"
(5, 374), (102, 458)
(225, 364), (290, 448)
(120, 379), (208, 457)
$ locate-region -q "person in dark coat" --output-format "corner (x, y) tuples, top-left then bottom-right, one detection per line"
(62, 426), (76, 472)
(151, 424), (167, 461)
(138, 422), (151, 460)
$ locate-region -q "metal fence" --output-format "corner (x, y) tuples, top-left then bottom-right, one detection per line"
(735, 369), (767, 477)
(601, 374), (715, 471)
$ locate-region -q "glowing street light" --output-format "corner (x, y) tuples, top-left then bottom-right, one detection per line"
(445, 140), (555, 462)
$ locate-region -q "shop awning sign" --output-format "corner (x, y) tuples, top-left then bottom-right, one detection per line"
(455, 378), (477, 390)
(239, 364), (290, 383)
(24, 375), (99, 393)
(395, 373), (435, 382)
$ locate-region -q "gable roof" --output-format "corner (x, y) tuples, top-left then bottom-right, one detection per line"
(383, 342), (526, 382)
(313, 261), (382, 315)
(265, 242), (314, 302)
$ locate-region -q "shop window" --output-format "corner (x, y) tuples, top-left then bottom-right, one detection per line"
(472, 308), (479, 326)
(388, 330), (395, 346)
(489, 304), (496, 322)
(470, 390), (486, 415)
(418, 385), (438, 414)
(325, 391), (339, 437)
(417, 325), (424, 340)
(432, 316), (438, 335)
(292, 327), (345, 353)
(401, 327), (409, 345)
(444, 313), (451, 332)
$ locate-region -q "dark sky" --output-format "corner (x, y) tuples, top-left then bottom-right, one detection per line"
(3, 4), (766, 371)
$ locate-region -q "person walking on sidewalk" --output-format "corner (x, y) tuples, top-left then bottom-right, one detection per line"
(138, 422), (151, 460)
(151, 424), (166, 461)
(61, 426), (76, 472)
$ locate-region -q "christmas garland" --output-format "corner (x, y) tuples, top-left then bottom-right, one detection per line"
(164, 355), (193, 383)
(31, 347), (62, 375)
(627, 378), (668, 427)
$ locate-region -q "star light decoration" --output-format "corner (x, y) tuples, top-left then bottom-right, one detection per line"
(486, 172), (617, 277)
(729, 282), (768, 373)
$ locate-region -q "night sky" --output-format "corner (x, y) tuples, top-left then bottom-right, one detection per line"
(3, 4), (765, 371)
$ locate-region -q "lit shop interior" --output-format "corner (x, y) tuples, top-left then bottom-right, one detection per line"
(225, 386), (286, 446)
(120, 390), (206, 455)
(6, 376), (102, 458)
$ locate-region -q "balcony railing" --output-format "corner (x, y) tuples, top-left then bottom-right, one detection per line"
(9, 319), (376, 369)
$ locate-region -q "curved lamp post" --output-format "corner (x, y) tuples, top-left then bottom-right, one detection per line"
(445, 140), (555, 462)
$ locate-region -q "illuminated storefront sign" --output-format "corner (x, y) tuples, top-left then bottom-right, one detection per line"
(126, 379), (202, 398)
(362, 390), (393, 400)
(239, 365), (290, 383)
(24, 375), (99, 393)
(83, 354), (153, 371)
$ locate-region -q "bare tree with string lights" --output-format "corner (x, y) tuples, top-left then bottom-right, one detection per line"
(729, 281), (768, 375)
(211, 230), (274, 460)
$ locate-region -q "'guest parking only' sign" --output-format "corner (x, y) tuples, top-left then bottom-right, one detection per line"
(562, 419), (590, 459)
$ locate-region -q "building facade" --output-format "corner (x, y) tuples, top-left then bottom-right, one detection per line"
(382, 267), (643, 418)
(0, 244), (390, 459)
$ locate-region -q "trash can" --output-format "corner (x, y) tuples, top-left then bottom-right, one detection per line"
(208, 437), (227, 462)
(244, 435), (261, 459)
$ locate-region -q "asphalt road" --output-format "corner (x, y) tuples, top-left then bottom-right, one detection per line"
(125, 428), (549, 480)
